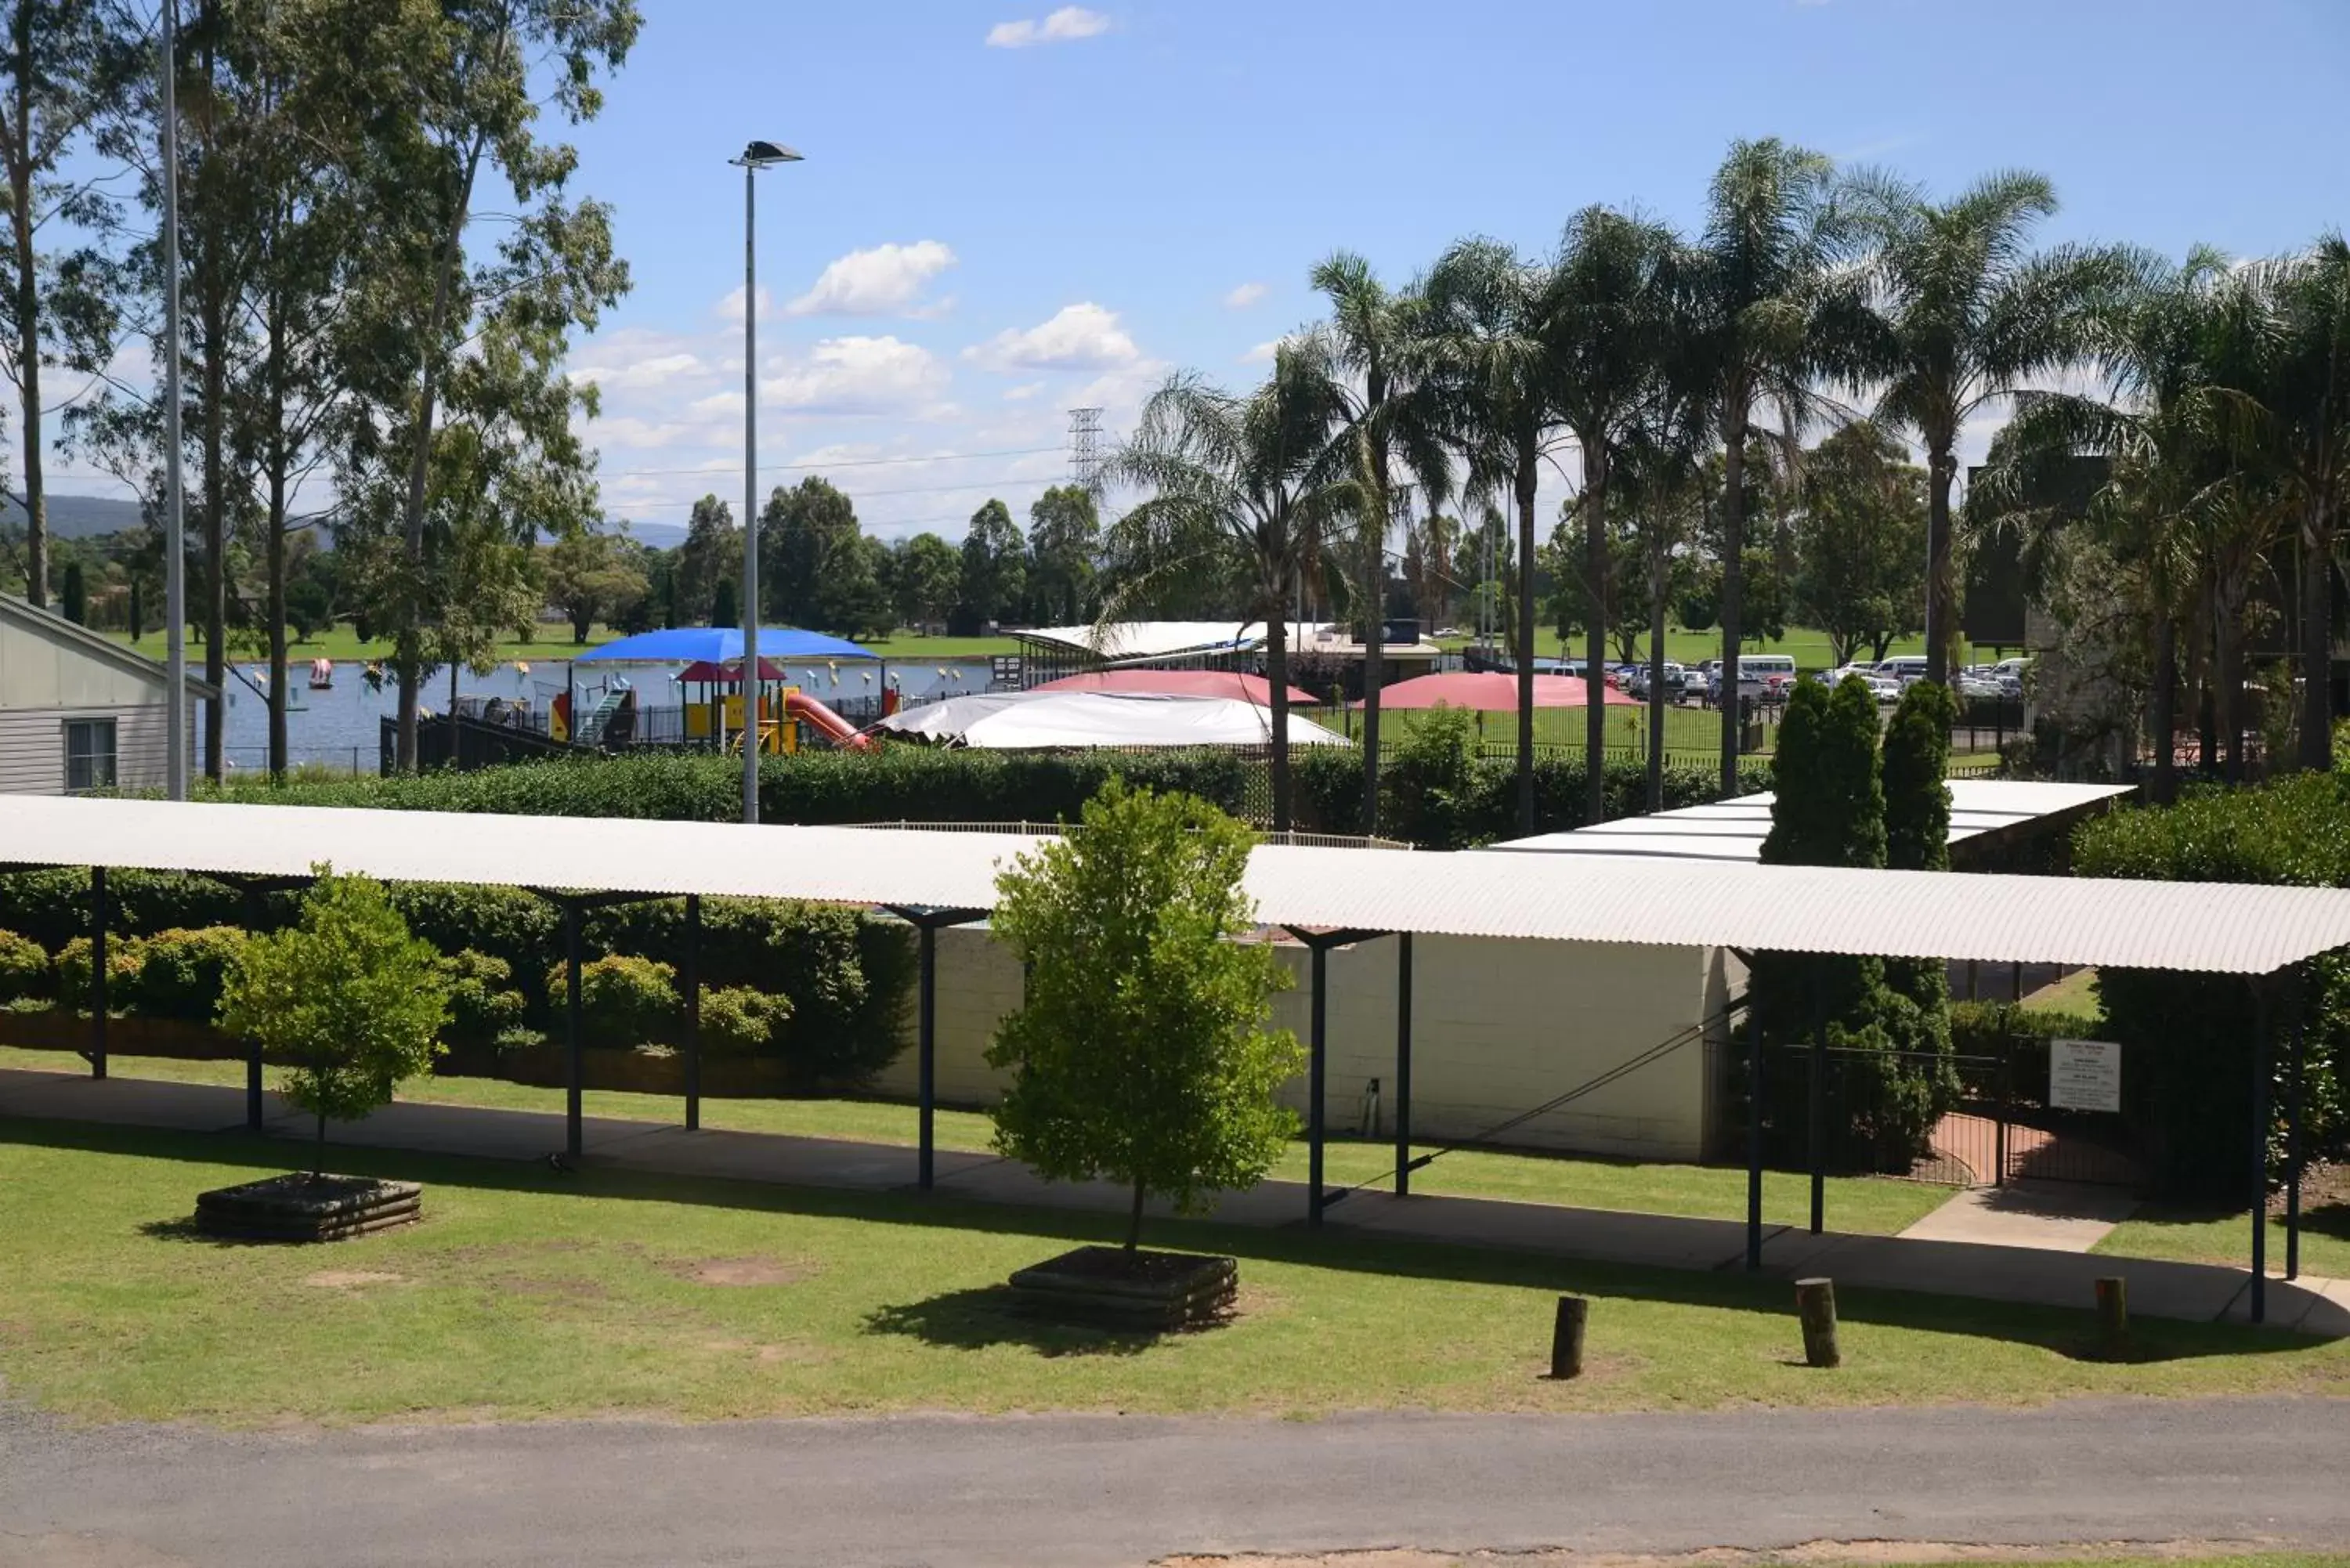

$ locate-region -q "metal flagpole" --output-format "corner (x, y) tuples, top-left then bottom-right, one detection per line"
(161, 0), (187, 800)
(739, 156), (759, 826)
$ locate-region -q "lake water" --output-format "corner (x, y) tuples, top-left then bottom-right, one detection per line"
(215, 656), (996, 775)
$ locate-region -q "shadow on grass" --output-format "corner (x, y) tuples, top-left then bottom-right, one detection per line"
(3, 1112), (2334, 1363)
(862, 1287), (1169, 1357)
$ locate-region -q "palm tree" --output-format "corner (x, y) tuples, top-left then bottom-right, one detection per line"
(2235, 235), (2350, 771)
(1310, 254), (1452, 833)
(1551, 207), (1682, 820)
(1097, 349), (1356, 832)
(1846, 167), (2133, 687)
(1687, 139), (1846, 794)
(1979, 247), (2236, 801)
(1417, 238), (1569, 833)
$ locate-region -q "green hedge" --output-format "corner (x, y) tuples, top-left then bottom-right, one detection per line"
(2073, 772), (2350, 1198)
(1948, 999), (2106, 1109)
(199, 747), (1252, 826)
(0, 930), (46, 1002)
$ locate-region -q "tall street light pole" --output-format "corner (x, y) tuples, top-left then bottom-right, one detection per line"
(161, 0), (187, 800)
(732, 138), (801, 826)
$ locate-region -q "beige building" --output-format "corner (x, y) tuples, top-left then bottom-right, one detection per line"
(873, 924), (1737, 1162)
(0, 597), (212, 795)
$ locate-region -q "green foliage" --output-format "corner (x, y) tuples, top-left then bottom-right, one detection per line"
(386, 885), (560, 1002)
(986, 781), (1303, 1250)
(544, 954), (678, 1052)
(1882, 681), (1955, 873)
(700, 985), (794, 1058)
(1791, 422), (1928, 665)
(1379, 705), (1484, 850)
(217, 869), (450, 1164)
(1762, 677), (1885, 869)
(130, 927), (248, 1023)
(56, 934), (143, 1012)
(1290, 745), (1770, 847)
(439, 951), (528, 1054)
(1949, 1000), (2106, 1108)
(2074, 772), (2350, 1196)
(0, 930), (49, 1002)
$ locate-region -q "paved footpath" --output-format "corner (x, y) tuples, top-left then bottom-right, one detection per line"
(5, 1067), (2345, 1334)
(4, 1397), (2349, 1566)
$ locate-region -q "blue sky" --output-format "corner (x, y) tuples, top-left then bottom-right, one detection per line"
(59, 0), (2350, 542)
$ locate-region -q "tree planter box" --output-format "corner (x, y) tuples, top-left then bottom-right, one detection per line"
(1007, 1246), (1237, 1330)
(0, 1008), (240, 1060)
(194, 1174), (422, 1242)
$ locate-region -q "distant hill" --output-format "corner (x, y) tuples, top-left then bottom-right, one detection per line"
(0, 493), (146, 540)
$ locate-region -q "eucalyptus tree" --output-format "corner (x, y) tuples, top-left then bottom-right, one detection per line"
(0, 0), (134, 610)
(1978, 247), (2235, 801)
(1097, 348), (1356, 832)
(1417, 237), (1568, 832)
(1308, 252), (1450, 832)
(1846, 167), (2131, 686)
(1686, 138), (1846, 793)
(363, 0), (640, 771)
(1549, 207), (1680, 819)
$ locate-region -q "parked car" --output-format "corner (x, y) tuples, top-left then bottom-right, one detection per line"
(1625, 662), (1688, 701)
(1956, 674), (2004, 700)
(1875, 655), (1930, 686)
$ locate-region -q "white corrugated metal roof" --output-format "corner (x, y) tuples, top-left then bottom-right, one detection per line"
(0, 793), (2337, 975)
(1012, 621), (1266, 660)
(1489, 781), (2134, 862)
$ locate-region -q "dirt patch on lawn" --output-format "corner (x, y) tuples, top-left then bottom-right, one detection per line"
(700, 1335), (833, 1365)
(302, 1270), (407, 1290)
(672, 1256), (816, 1288)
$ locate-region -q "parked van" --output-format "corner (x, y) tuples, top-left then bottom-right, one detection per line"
(1706, 652), (1795, 703)
(1875, 655), (1930, 686)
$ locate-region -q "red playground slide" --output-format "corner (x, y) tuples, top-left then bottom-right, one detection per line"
(783, 690), (873, 750)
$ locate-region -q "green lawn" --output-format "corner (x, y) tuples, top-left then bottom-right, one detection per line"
(2095, 1206), (2350, 1281)
(0, 1047), (1950, 1236)
(100, 622), (1022, 665)
(2023, 966), (2104, 1015)
(4, 1115), (2344, 1427)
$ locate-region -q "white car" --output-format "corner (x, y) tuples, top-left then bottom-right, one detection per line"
(1825, 665), (1903, 702)
(1956, 674), (2004, 700)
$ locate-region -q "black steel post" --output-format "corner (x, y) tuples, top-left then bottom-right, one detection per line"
(2288, 1005), (2305, 1282)
(1997, 1036), (2013, 1188)
(1309, 941), (1328, 1229)
(87, 866), (107, 1080)
(1808, 1021), (1826, 1236)
(918, 921), (937, 1192)
(1394, 933), (1412, 1198)
(565, 902), (583, 1161)
(1745, 1003), (1764, 1270)
(683, 894), (702, 1133)
(2251, 978), (2271, 1324)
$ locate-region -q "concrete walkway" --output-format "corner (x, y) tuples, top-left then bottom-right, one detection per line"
(1898, 1178), (2139, 1252)
(5, 1064), (2346, 1335)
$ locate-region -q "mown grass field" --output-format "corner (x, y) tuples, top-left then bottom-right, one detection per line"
(0, 1047), (1951, 1234)
(4, 1114), (2345, 1428)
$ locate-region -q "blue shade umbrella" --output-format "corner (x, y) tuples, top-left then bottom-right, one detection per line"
(573, 627), (879, 663)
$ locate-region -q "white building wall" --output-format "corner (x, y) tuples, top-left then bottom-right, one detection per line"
(0, 703), (181, 796)
(872, 923), (1723, 1162)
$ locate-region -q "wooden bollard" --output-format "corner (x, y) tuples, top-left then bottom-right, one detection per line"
(1795, 1277), (1839, 1367)
(1549, 1295), (1589, 1379)
(2095, 1276), (2128, 1361)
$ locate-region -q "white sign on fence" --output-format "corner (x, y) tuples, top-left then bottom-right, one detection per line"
(2049, 1038), (2122, 1114)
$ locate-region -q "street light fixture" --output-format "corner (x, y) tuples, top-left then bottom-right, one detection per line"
(729, 138), (802, 826)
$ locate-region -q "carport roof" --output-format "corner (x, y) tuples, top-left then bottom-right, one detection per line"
(1, 794), (2343, 977)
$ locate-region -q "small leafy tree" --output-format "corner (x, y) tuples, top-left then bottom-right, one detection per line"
(217, 868), (450, 1175)
(986, 780), (1303, 1256)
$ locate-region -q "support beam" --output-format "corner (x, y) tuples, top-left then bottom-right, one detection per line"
(2250, 977), (2272, 1324)
(1394, 932), (1413, 1199)
(1746, 1003), (1764, 1270)
(1808, 1021), (1826, 1237)
(88, 866), (107, 1080)
(683, 894), (702, 1133)
(565, 902), (584, 1162)
(880, 905), (989, 1194)
(240, 886), (265, 1130)
(2287, 999), (2305, 1283)
(1308, 940), (1328, 1228)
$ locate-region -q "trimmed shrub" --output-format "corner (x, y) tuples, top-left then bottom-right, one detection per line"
(441, 950), (528, 1053)
(0, 930), (48, 1002)
(544, 954), (679, 1052)
(131, 927), (248, 1023)
(56, 934), (144, 1011)
(700, 985), (793, 1058)
(1949, 999), (2106, 1109)
(388, 885), (562, 1006)
(2074, 771), (2350, 1198)
(1290, 743), (1770, 847)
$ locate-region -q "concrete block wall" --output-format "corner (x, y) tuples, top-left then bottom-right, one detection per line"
(870, 923), (1723, 1163)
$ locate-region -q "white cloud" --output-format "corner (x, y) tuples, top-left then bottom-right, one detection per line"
(1003, 381), (1047, 401)
(715, 284), (775, 324)
(1223, 281), (1268, 309)
(569, 351), (704, 392)
(964, 302), (1139, 372)
(765, 335), (952, 415)
(1240, 337), (1296, 364)
(786, 240), (959, 318)
(985, 5), (1109, 47)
